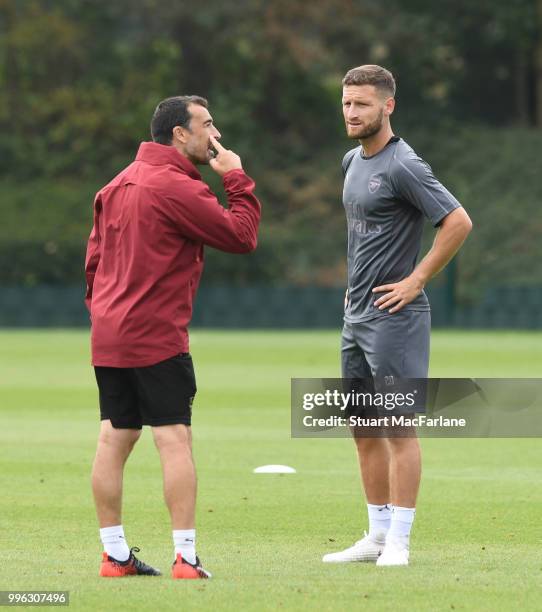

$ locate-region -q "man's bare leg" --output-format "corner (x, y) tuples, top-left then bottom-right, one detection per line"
(355, 430), (421, 508)
(354, 434), (393, 545)
(152, 424), (196, 529)
(356, 431), (420, 554)
(375, 429), (421, 566)
(91, 420), (141, 527)
(322, 432), (391, 562)
(354, 435), (391, 504)
(152, 423), (199, 568)
(388, 434), (421, 508)
(92, 420), (141, 564)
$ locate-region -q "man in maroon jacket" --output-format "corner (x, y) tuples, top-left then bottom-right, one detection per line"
(85, 95), (261, 579)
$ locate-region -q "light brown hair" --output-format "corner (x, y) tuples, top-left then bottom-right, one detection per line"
(342, 65), (396, 98)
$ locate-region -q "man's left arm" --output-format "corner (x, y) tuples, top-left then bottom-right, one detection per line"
(373, 154), (472, 313)
(373, 207), (472, 313)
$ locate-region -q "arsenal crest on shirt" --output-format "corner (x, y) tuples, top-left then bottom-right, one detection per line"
(368, 174), (382, 193)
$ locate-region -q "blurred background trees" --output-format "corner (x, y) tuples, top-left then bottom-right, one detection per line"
(1, 0), (541, 300)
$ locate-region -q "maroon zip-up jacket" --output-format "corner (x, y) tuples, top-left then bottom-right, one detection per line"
(85, 142), (261, 367)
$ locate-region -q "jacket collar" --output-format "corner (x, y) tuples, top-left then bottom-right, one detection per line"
(135, 142), (201, 180)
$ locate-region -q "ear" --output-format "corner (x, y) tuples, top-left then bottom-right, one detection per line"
(172, 125), (189, 144)
(384, 97), (395, 116)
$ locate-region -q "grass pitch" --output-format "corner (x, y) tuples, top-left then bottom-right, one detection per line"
(0, 329), (541, 611)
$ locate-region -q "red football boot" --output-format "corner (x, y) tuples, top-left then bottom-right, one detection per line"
(100, 547), (161, 577)
(171, 554), (211, 579)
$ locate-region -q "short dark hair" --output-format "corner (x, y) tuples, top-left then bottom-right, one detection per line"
(150, 95), (208, 144)
(342, 65), (396, 98)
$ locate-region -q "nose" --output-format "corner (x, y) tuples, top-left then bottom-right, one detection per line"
(212, 126), (221, 139)
(345, 106), (359, 121)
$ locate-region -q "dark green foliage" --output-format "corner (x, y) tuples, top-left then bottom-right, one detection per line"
(1, 0), (540, 301)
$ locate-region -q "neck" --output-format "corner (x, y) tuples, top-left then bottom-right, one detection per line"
(171, 140), (197, 166)
(360, 125), (394, 157)
(172, 140), (187, 157)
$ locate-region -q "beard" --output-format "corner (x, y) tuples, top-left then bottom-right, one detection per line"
(347, 108), (384, 140)
(186, 147), (212, 166)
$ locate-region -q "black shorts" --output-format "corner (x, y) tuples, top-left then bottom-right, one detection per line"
(94, 354), (196, 429)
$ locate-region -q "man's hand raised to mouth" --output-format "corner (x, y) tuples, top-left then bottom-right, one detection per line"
(208, 135), (243, 176)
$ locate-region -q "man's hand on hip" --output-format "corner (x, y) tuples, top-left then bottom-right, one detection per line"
(209, 135), (243, 176)
(372, 275), (424, 314)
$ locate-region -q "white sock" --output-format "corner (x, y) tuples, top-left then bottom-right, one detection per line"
(367, 503), (391, 541)
(100, 525), (130, 561)
(173, 529), (196, 565)
(387, 506), (416, 546)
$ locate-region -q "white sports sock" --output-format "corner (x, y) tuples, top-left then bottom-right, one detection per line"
(173, 529), (196, 565)
(100, 524), (130, 561)
(387, 506), (416, 545)
(367, 503), (391, 541)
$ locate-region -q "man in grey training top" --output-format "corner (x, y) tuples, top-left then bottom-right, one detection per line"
(322, 65), (472, 566)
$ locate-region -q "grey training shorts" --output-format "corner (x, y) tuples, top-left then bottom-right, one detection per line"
(341, 310), (430, 417)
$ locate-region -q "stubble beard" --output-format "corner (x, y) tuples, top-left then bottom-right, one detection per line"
(347, 109), (384, 140)
(186, 143), (212, 166)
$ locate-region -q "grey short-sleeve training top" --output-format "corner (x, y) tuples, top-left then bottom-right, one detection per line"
(342, 137), (461, 323)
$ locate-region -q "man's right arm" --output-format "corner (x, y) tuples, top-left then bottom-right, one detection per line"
(341, 148), (358, 308)
(165, 138), (261, 253)
(341, 148), (359, 177)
